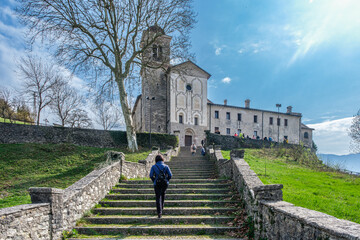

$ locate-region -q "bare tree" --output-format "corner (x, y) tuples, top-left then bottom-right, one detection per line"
(349, 110), (360, 153)
(17, 54), (59, 125)
(67, 109), (93, 129)
(0, 88), (16, 123)
(50, 80), (82, 127)
(17, 0), (196, 151)
(94, 98), (123, 130)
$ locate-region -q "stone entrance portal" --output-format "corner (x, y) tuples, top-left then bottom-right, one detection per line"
(185, 135), (192, 146)
(184, 128), (195, 146)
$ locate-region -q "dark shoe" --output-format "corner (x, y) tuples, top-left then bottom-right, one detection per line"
(158, 214), (162, 219)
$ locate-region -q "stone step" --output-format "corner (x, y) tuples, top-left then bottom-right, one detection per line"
(170, 175), (216, 178)
(111, 188), (230, 194)
(170, 169), (215, 173)
(169, 160), (212, 163)
(168, 163), (214, 166)
(75, 225), (240, 236)
(171, 175), (216, 180)
(84, 215), (235, 225)
(115, 183), (231, 189)
(105, 193), (232, 200)
(120, 179), (229, 184)
(92, 207), (236, 215)
(168, 167), (214, 170)
(99, 200), (238, 208)
(68, 237), (240, 240)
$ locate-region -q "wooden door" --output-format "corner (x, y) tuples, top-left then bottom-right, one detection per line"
(185, 135), (192, 146)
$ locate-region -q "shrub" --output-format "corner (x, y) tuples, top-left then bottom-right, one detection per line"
(109, 131), (178, 149)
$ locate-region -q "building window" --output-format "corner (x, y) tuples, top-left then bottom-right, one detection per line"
(277, 118), (280, 126)
(226, 128), (231, 135)
(215, 111), (219, 119)
(284, 136), (288, 139)
(226, 112), (230, 120)
(269, 117), (273, 125)
(304, 132), (309, 139)
(179, 115), (183, 124)
(254, 115), (258, 123)
(238, 113), (242, 121)
(284, 119), (288, 126)
(186, 84), (192, 91)
(254, 131), (258, 137)
(237, 129), (241, 135)
(215, 127), (220, 134)
(152, 45), (162, 61)
(194, 117), (198, 125)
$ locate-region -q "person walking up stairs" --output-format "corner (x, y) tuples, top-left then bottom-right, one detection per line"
(67, 146), (242, 239)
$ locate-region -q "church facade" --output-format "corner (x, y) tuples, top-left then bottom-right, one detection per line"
(132, 27), (314, 147)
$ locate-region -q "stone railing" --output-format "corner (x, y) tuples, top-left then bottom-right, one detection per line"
(0, 203), (51, 239)
(209, 148), (360, 240)
(0, 147), (178, 240)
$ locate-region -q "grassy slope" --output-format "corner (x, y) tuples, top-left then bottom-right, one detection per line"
(0, 117), (32, 125)
(0, 143), (151, 208)
(221, 149), (360, 224)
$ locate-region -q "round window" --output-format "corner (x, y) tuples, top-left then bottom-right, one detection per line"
(186, 84), (192, 91)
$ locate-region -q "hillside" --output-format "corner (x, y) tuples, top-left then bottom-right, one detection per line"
(222, 148), (360, 224)
(0, 143), (151, 208)
(318, 153), (360, 173)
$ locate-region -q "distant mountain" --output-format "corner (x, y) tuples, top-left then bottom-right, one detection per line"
(318, 153), (360, 173)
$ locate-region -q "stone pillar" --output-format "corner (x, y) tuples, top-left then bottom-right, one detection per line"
(230, 149), (245, 159)
(29, 187), (64, 240)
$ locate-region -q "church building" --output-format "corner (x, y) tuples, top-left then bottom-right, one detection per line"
(132, 26), (314, 147)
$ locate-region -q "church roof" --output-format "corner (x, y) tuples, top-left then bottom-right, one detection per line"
(147, 25), (165, 34)
(301, 123), (315, 130)
(208, 101), (303, 118)
(172, 60), (211, 79)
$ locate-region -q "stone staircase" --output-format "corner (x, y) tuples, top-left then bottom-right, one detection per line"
(68, 147), (241, 239)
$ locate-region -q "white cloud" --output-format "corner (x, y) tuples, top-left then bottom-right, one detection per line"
(238, 41), (268, 55)
(221, 77), (231, 84)
(307, 117), (353, 155)
(215, 47), (222, 55)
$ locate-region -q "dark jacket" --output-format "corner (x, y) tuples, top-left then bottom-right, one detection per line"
(149, 161), (172, 186)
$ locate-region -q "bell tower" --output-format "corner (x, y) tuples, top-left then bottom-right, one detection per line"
(140, 26), (172, 134)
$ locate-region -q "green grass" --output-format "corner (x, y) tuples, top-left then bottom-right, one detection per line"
(221, 148), (360, 224)
(0, 143), (151, 208)
(0, 117), (32, 125)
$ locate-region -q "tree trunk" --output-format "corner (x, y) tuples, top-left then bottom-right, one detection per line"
(116, 76), (138, 152)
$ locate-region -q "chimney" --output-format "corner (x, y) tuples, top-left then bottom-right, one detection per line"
(287, 106), (292, 113)
(245, 99), (250, 108)
(224, 99), (227, 105)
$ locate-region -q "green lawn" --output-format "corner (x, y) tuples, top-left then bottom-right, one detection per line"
(0, 143), (151, 208)
(221, 149), (360, 224)
(0, 117), (32, 125)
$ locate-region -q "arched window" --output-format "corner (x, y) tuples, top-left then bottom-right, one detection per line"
(152, 45), (162, 61)
(304, 132), (309, 139)
(194, 117), (198, 125)
(179, 114), (183, 124)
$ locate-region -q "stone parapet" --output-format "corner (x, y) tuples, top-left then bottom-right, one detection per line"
(0, 203), (51, 240)
(210, 146), (360, 240)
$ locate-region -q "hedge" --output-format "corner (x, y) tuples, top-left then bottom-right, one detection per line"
(109, 131), (178, 149)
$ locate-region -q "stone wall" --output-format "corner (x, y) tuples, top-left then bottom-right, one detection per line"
(0, 123), (178, 149)
(210, 148), (360, 240)
(205, 132), (306, 150)
(1, 147), (179, 240)
(0, 204), (51, 240)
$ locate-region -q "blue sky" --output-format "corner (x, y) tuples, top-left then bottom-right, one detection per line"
(0, 0), (359, 155)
